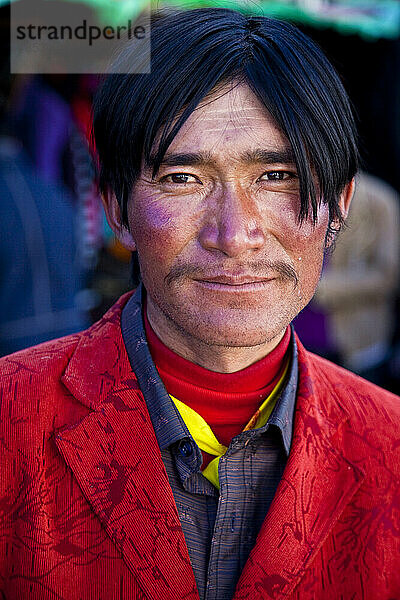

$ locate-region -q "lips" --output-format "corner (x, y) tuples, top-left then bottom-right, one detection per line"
(193, 273), (276, 293)
(195, 273), (274, 285)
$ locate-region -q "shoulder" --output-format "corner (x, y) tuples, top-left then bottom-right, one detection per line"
(296, 345), (400, 491)
(0, 333), (86, 451)
(0, 332), (81, 403)
(0, 292), (134, 449)
(301, 347), (400, 448)
(0, 331), (80, 375)
(0, 291), (133, 393)
(306, 349), (399, 405)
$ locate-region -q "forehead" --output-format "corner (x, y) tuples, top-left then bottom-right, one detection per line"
(164, 83), (290, 159)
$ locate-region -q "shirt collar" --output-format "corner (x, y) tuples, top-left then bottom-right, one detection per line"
(121, 284), (189, 451)
(121, 283), (298, 457)
(268, 336), (298, 455)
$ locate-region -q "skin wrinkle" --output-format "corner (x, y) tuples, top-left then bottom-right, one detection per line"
(104, 83), (353, 373)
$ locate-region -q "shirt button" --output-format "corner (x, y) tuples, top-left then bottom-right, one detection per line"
(178, 440), (193, 457)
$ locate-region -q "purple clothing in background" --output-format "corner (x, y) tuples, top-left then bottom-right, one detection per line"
(294, 304), (329, 351)
(11, 77), (72, 185)
(293, 256), (338, 358)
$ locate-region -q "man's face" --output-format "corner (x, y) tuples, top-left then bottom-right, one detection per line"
(111, 84), (349, 353)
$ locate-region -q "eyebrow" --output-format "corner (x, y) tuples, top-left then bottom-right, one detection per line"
(147, 152), (214, 169)
(147, 147), (297, 171)
(241, 148), (296, 166)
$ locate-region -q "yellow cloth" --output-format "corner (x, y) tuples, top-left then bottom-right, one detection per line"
(170, 357), (290, 489)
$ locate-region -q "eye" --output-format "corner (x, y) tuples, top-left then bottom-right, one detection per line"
(258, 171), (295, 182)
(161, 173), (201, 184)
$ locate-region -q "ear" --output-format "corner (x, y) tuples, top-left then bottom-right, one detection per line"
(337, 177), (356, 221)
(324, 177), (356, 250)
(101, 189), (136, 252)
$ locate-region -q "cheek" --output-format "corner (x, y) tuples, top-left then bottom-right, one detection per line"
(128, 195), (196, 272)
(290, 224), (327, 259)
(298, 227), (328, 296)
(274, 209), (328, 295)
(274, 202), (329, 256)
(259, 194), (328, 253)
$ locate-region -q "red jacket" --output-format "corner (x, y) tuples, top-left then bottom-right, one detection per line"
(1, 293), (399, 600)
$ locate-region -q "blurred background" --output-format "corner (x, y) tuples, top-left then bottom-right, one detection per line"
(0, 0), (399, 393)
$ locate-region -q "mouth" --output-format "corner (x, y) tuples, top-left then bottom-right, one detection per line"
(194, 274), (276, 292)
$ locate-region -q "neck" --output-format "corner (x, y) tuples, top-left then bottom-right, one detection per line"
(146, 297), (287, 373)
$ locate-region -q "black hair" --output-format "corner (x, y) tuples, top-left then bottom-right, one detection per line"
(93, 7), (358, 232)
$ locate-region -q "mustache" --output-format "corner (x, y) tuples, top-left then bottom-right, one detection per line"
(165, 260), (299, 287)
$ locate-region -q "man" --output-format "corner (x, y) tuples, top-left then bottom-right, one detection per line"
(1, 8), (399, 600)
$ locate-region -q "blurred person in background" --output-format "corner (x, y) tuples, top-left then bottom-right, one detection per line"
(0, 135), (89, 355)
(0, 65), (90, 354)
(294, 172), (400, 389)
(11, 72), (134, 320)
(314, 172), (399, 385)
(0, 9), (399, 600)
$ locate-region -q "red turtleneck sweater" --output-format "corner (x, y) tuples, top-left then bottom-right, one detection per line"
(144, 310), (290, 465)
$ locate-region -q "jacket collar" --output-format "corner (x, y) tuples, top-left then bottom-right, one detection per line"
(56, 292), (199, 600)
(56, 294), (365, 600)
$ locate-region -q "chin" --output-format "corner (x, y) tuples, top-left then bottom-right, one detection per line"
(176, 309), (291, 349)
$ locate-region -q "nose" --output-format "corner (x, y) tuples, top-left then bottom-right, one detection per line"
(199, 184), (266, 258)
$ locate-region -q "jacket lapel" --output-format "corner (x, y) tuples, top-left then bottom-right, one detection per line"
(55, 296), (199, 600)
(234, 339), (366, 599)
